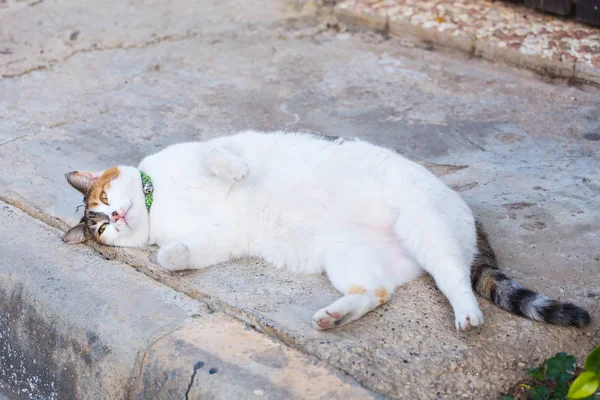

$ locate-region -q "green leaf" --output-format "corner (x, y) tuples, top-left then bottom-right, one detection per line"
(567, 371), (599, 399)
(555, 381), (570, 398)
(530, 385), (551, 400)
(585, 346), (600, 374)
(528, 366), (546, 380)
(558, 371), (574, 384)
(546, 353), (577, 381)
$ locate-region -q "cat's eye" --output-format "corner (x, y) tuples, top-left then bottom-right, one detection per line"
(100, 191), (108, 205)
(98, 223), (107, 236)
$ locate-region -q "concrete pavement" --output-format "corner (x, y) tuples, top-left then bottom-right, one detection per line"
(0, 0), (599, 398)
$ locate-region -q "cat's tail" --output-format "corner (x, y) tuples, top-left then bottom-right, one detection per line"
(470, 221), (591, 327)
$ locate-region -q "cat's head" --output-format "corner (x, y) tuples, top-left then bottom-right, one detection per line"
(63, 166), (150, 247)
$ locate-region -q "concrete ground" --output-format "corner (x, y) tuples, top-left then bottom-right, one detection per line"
(0, 0), (599, 398)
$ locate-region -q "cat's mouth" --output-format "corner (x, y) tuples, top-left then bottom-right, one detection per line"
(114, 206), (132, 231)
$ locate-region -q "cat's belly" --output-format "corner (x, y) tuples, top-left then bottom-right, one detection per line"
(381, 237), (424, 285)
(252, 210), (423, 281)
(335, 221), (424, 284)
(249, 217), (326, 274)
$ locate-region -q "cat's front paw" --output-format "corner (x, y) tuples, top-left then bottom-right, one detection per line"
(157, 242), (190, 272)
(454, 307), (484, 331)
(208, 148), (250, 182)
(228, 159), (250, 182)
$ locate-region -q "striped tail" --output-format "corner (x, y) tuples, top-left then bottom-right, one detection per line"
(470, 221), (591, 327)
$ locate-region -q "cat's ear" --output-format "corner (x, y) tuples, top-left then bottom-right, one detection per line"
(62, 222), (89, 244)
(65, 171), (101, 195)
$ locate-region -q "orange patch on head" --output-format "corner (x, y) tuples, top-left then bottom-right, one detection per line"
(375, 287), (390, 305)
(347, 285), (367, 295)
(86, 167), (120, 206)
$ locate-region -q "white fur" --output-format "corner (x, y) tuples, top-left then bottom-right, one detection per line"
(95, 131), (482, 331)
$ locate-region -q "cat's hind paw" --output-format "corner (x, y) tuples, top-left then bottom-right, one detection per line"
(454, 307), (484, 331)
(312, 308), (344, 330)
(311, 293), (378, 330)
(157, 241), (190, 272)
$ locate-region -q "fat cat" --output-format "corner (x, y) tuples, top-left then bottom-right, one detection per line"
(63, 131), (590, 331)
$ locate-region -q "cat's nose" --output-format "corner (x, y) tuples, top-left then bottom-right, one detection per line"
(112, 211), (121, 222)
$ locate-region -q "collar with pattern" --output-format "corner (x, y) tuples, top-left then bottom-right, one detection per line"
(140, 171), (153, 213)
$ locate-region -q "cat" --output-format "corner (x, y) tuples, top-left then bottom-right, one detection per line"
(63, 131), (591, 331)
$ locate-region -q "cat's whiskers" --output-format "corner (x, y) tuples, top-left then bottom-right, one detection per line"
(115, 244), (124, 259)
(225, 182), (235, 199)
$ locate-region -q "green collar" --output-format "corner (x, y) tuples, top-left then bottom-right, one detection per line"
(140, 171), (153, 213)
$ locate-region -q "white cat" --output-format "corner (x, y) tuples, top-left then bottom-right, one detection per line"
(64, 131), (590, 331)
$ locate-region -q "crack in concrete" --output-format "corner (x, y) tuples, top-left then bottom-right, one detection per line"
(1, 64), (48, 79)
(184, 361), (205, 400)
(0, 31), (204, 80)
(127, 324), (191, 400)
(1, 12), (335, 82)
(45, 107), (109, 130)
(0, 134), (28, 147)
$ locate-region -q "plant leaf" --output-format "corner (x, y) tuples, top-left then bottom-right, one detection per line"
(546, 352), (577, 381)
(528, 366), (546, 381)
(584, 345), (600, 374)
(555, 381), (570, 398)
(567, 371), (599, 399)
(558, 371), (573, 384)
(530, 385), (551, 400)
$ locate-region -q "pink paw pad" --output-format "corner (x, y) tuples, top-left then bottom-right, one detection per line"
(312, 309), (346, 330)
(327, 311), (342, 319)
